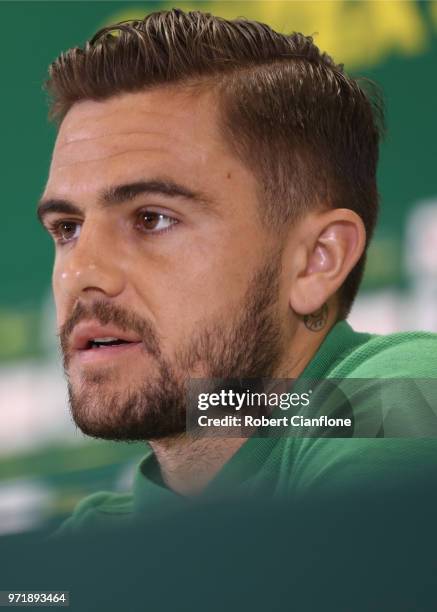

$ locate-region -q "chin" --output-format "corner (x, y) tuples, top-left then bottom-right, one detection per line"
(66, 369), (187, 442)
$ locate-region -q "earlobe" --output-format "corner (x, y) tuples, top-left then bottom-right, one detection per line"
(289, 209), (366, 316)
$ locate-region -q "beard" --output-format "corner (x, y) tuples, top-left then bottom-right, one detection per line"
(60, 250), (284, 441)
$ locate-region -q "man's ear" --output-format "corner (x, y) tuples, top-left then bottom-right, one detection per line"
(289, 208), (366, 315)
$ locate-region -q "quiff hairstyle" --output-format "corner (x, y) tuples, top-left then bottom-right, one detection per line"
(46, 8), (384, 318)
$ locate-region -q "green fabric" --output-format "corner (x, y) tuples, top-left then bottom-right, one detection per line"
(57, 321), (437, 535)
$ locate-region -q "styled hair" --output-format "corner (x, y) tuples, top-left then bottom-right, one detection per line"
(45, 8), (384, 318)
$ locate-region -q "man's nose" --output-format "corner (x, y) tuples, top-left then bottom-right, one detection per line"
(56, 220), (126, 300)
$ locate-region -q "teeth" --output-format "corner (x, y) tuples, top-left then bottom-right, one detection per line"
(92, 337), (119, 343)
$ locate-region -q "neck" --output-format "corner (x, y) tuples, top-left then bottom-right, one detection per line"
(149, 435), (246, 496)
(150, 318), (336, 496)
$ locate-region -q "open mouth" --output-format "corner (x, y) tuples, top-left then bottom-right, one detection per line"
(85, 337), (134, 349)
(75, 337), (144, 364)
(80, 337), (143, 355)
(76, 338), (142, 365)
(69, 324), (145, 364)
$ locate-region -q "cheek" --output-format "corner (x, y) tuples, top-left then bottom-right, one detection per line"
(130, 257), (204, 325)
(129, 242), (252, 339)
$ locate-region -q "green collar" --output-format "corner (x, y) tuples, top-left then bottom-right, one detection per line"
(301, 320), (370, 379)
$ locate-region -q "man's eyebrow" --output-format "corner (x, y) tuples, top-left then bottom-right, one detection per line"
(100, 179), (214, 209)
(37, 179), (215, 224)
(37, 199), (82, 224)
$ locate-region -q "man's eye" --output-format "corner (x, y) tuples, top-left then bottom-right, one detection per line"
(136, 211), (178, 234)
(50, 220), (81, 244)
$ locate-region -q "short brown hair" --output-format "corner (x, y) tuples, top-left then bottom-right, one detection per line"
(45, 8), (384, 318)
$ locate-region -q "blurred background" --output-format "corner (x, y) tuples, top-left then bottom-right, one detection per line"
(1, 0), (436, 535)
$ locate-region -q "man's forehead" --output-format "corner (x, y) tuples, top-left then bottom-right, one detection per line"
(56, 87), (220, 148)
(43, 86), (252, 204)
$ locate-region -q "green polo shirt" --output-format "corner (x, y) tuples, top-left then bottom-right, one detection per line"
(57, 321), (437, 535)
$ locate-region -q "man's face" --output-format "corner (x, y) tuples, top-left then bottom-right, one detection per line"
(40, 87), (289, 440)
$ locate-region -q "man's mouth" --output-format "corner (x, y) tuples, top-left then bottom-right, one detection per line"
(78, 339), (143, 364)
(69, 323), (144, 364)
(86, 337), (133, 349)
